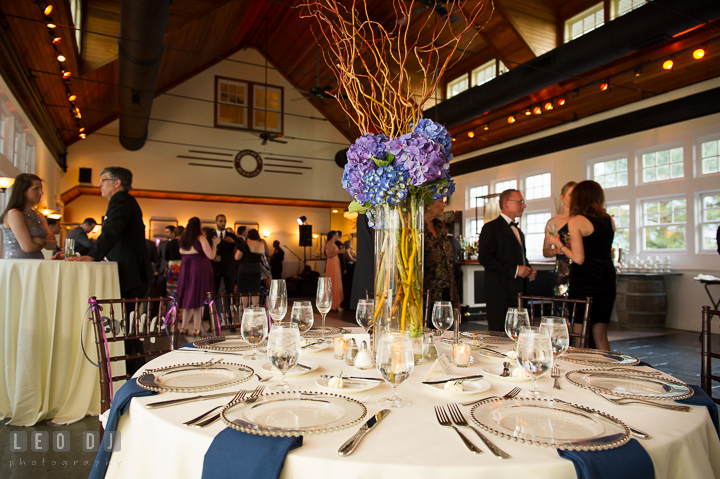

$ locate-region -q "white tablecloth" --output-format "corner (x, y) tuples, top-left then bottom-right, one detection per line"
(105, 335), (720, 479)
(0, 259), (122, 426)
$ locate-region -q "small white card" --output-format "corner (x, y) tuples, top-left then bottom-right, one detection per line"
(425, 354), (455, 379)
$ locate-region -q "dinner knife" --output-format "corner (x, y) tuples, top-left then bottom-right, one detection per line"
(145, 391), (239, 409)
(338, 409), (391, 456)
(422, 374), (485, 385)
(320, 375), (383, 382)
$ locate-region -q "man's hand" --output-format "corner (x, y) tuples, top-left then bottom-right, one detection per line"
(223, 235), (235, 243)
(528, 268), (538, 281)
(65, 255), (94, 262)
(517, 265), (534, 278)
(51, 251), (65, 260)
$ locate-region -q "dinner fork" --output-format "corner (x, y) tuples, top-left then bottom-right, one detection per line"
(195, 385), (266, 428)
(551, 366), (561, 390)
(460, 387), (521, 407)
(434, 406), (482, 454)
(589, 389), (691, 412)
(183, 389), (249, 426)
(447, 404), (511, 459)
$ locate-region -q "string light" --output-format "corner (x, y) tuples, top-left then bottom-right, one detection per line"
(52, 36), (61, 44)
(467, 131), (475, 138)
(483, 124), (489, 131)
(524, 109), (532, 116)
(662, 59), (674, 70)
(47, 23), (56, 28)
(544, 102), (553, 111)
(57, 54), (66, 62)
(634, 67), (642, 77)
(507, 115), (516, 124)
(79, 133), (86, 139)
(68, 94), (76, 102)
(44, 5), (53, 15)
(533, 106), (542, 115)
(600, 82), (609, 91)
(693, 48), (705, 60)
(62, 71), (71, 78)
(79, 127), (85, 133)
(557, 97), (566, 106)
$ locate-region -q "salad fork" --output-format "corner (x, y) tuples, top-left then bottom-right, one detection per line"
(434, 406), (482, 454)
(447, 404), (511, 459)
(551, 366), (561, 390)
(589, 389), (691, 412)
(195, 385), (266, 428)
(183, 389), (249, 426)
(460, 387), (521, 407)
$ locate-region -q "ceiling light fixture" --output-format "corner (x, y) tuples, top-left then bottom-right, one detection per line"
(507, 115), (516, 124)
(544, 102), (553, 111)
(483, 124), (489, 131)
(52, 36), (61, 44)
(557, 97), (566, 106)
(662, 59), (674, 70)
(692, 48), (705, 60)
(68, 94), (76, 102)
(44, 5), (53, 15)
(634, 67), (642, 77)
(467, 131), (475, 138)
(600, 82), (609, 91)
(533, 106), (542, 115)
(47, 23), (56, 29)
(62, 71), (71, 78)
(57, 54), (66, 62)
(524, 109), (532, 116)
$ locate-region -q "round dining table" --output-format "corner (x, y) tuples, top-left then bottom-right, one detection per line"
(104, 330), (720, 479)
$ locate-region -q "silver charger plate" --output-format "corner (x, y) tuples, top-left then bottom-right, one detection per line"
(302, 326), (348, 339)
(461, 331), (513, 344)
(221, 391), (367, 437)
(470, 397), (630, 450)
(137, 362), (254, 393)
(193, 335), (266, 351)
(565, 369), (693, 400)
(561, 347), (639, 366)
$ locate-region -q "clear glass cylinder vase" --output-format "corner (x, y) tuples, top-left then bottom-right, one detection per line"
(373, 196), (424, 347)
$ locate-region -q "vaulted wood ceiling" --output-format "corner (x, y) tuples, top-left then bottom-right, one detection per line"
(2, 0), (720, 165)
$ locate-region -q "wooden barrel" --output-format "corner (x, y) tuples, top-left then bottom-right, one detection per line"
(616, 275), (668, 330)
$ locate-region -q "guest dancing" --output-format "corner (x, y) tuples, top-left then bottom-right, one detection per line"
(546, 180), (616, 351)
(177, 218), (219, 336)
(269, 240), (284, 279)
(542, 181), (577, 297)
(324, 230), (344, 311)
(424, 199), (460, 317)
(235, 228), (265, 306)
(1, 173), (55, 259)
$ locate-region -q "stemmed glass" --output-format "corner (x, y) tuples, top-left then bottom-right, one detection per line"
(517, 327), (553, 399)
(316, 277), (332, 342)
(266, 323), (301, 391)
(241, 306), (269, 360)
(356, 299), (375, 334)
(539, 316), (570, 359)
(376, 331), (414, 408)
(268, 279), (288, 324)
(289, 301), (314, 335)
(431, 301), (454, 341)
(505, 308), (530, 343)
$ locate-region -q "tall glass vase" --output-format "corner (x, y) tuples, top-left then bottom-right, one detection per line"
(373, 196), (424, 350)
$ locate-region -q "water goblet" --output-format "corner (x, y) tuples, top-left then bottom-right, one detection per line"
(241, 306), (268, 360)
(356, 299), (375, 334)
(431, 301), (454, 341)
(316, 277), (332, 342)
(268, 279), (288, 324)
(376, 331), (414, 408)
(539, 316), (570, 359)
(266, 323), (301, 391)
(517, 327), (553, 399)
(505, 308), (530, 343)
(289, 301), (314, 335)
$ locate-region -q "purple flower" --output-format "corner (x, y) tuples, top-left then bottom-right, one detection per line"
(386, 132), (448, 187)
(412, 119), (452, 153)
(346, 133), (389, 165)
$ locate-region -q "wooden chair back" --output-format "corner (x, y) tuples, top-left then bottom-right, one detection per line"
(205, 292), (267, 335)
(701, 306), (720, 404)
(517, 293), (592, 348)
(89, 296), (179, 414)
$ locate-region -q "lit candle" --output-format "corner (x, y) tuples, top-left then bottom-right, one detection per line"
(333, 337), (348, 360)
(453, 343), (472, 367)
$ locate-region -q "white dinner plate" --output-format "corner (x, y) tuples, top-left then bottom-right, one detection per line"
(424, 378), (492, 395)
(481, 365), (532, 382)
(315, 377), (381, 393)
(261, 360), (319, 376)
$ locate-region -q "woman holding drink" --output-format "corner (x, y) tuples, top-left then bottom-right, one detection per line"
(542, 181), (577, 297)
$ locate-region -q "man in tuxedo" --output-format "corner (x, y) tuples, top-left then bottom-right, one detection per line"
(213, 214), (237, 295)
(478, 189), (537, 331)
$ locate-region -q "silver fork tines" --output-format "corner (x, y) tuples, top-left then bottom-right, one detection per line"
(552, 366), (561, 390)
(460, 386), (521, 407)
(194, 385), (266, 428)
(183, 389), (248, 426)
(434, 406), (482, 454)
(447, 404), (511, 459)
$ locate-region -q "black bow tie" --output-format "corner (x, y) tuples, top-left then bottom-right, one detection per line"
(510, 221), (519, 228)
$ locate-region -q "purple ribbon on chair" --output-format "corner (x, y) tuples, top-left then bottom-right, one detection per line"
(81, 298), (114, 400)
(203, 297), (223, 337)
(161, 294), (178, 349)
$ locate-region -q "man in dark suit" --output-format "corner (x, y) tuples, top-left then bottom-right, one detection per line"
(67, 218), (97, 255)
(478, 189), (537, 332)
(213, 214), (237, 295)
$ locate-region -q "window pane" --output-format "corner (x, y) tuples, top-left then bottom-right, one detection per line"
(670, 163), (684, 178)
(594, 163), (604, 176)
(704, 195), (720, 209)
(656, 150), (669, 165)
(643, 169), (656, 182)
(618, 158), (628, 171)
(702, 224), (719, 250)
(670, 148), (683, 163)
(645, 226), (686, 249)
(613, 229), (629, 251)
(657, 165), (669, 180)
(703, 157), (719, 174)
(702, 141), (718, 158)
(643, 153), (655, 167)
(617, 172), (628, 186)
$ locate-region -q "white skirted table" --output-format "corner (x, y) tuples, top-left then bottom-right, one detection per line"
(0, 259), (121, 426)
(103, 333), (720, 479)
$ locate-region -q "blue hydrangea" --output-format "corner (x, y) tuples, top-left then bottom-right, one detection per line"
(429, 172), (456, 200)
(364, 164), (409, 206)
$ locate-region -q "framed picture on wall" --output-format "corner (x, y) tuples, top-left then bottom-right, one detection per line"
(149, 218), (178, 239)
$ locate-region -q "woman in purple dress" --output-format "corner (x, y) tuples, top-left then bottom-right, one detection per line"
(177, 217), (220, 335)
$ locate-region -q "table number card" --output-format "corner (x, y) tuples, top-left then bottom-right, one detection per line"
(424, 354), (454, 379)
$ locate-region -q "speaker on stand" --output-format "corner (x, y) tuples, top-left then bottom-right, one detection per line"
(299, 224), (312, 268)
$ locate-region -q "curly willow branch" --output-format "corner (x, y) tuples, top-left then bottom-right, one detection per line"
(301, 0), (492, 137)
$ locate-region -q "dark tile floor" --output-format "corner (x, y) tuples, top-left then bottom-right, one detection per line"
(1, 320), (716, 479)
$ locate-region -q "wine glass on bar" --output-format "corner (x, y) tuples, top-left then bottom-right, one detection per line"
(316, 277), (332, 342)
(268, 279), (288, 324)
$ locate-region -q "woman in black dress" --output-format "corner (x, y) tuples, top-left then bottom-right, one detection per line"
(235, 228), (264, 306)
(546, 180), (616, 350)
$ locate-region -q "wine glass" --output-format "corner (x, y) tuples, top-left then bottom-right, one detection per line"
(316, 277), (332, 342)
(517, 327), (553, 399)
(268, 279), (288, 324)
(356, 299), (375, 334)
(289, 301), (314, 335)
(376, 331), (414, 408)
(539, 316), (570, 359)
(431, 301), (454, 341)
(241, 306), (268, 360)
(266, 323), (301, 391)
(505, 308), (530, 343)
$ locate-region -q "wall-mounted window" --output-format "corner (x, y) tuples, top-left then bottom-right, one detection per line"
(446, 75), (469, 100)
(611, 0), (646, 19)
(0, 113), (6, 158)
(593, 157), (628, 189)
(467, 218), (483, 239)
(607, 203), (630, 253)
(642, 197), (687, 251)
(700, 192), (720, 253)
(494, 179), (517, 194)
(524, 173), (551, 200)
(25, 143), (36, 174)
(565, 4), (604, 42)
(467, 184), (489, 209)
(13, 126), (24, 169)
(700, 139), (720, 176)
(215, 76), (283, 135)
(523, 211), (551, 258)
(471, 60), (508, 88)
(641, 147), (683, 183)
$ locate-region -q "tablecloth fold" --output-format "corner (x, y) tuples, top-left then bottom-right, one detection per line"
(679, 385), (719, 436)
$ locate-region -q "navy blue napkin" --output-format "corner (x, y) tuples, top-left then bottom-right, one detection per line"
(180, 341), (198, 349)
(558, 438), (654, 479)
(679, 385), (719, 437)
(202, 428), (303, 479)
(88, 378), (158, 479)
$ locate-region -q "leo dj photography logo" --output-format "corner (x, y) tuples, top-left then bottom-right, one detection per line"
(8, 430), (120, 454)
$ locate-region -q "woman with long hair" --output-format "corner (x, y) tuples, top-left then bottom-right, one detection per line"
(1, 173), (56, 259)
(546, 180), (616, 350)
(324, 230), (344, 311)
(177, 217), (219, 335)
(235, 228), (265, 306)
(542, 181), (577, 297)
